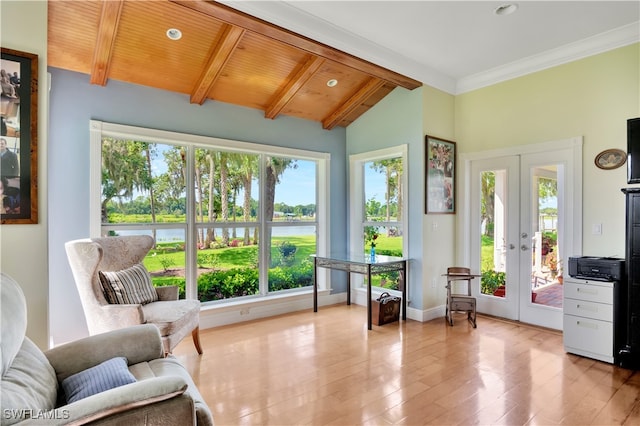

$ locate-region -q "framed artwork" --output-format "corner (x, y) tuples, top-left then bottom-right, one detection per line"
(594, 148), (626, 170)
(426, 135), (455, 214)
(1, 47), (38, 224)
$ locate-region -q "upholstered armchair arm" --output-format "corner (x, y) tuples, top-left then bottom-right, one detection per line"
(96, 303), (146, 330)
(29, 376), (191, 426)
(46, 325), (163, 382)
(156, 285), (179, 301)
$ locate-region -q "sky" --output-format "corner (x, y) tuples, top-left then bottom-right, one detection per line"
(143, 144), (388, 207)
(274, 160), (387, 206)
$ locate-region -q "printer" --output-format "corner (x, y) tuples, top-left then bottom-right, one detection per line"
(568, 256), (625, 282)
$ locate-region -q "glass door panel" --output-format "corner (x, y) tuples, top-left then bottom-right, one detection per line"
(471, 156), (520, 321)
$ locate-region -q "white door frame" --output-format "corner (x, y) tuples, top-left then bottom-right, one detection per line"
(458, 137), (583, 329)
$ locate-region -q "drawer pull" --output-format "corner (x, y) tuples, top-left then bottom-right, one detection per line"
(577, 287), (598, 295)
(576, 320), (598, 330)
(576, 304), (597, 312)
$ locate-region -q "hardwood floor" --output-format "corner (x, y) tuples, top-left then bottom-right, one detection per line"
(173, 305), (640, 425)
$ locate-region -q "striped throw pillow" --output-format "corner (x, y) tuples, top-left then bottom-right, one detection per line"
(99, 263), (158, 305)
(62, 357), (136, 403)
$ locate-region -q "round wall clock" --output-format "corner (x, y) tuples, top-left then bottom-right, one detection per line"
(595, 149), (626, 170)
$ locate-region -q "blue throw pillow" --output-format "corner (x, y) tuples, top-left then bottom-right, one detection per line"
(62, 357), (137, 404)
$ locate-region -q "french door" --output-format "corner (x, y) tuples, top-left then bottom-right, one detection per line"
(466, 142), (581, 330)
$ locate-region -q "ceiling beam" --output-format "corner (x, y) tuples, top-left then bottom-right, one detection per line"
(191, 24), (246, 105)
(265, 55), (325, 120)
(322, 77), (386, 130)
(171, 0), (422, 91)
(90, 0), (124, 86)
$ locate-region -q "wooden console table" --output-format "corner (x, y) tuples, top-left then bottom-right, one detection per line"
(312, 254), (408, 330)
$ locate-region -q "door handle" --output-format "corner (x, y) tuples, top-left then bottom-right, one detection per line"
(509, 244), (516, 250)
(521, 244), (529, 251)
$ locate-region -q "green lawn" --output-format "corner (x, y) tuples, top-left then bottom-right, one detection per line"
(144, 234), (403, 273)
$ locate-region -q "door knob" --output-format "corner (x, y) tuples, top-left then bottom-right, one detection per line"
(521, 244), (529, 251)
(521, 232), (528, 238)
(509, 244), (515, 250)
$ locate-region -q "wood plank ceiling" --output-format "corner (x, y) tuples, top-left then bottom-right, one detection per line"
(48, 0), (422, 130)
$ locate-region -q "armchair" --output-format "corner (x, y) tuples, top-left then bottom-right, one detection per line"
(0, 272), (213, 425)
(65, 235), (202, 355)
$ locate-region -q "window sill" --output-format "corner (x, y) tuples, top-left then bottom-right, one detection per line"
(198, 288), (339, 329)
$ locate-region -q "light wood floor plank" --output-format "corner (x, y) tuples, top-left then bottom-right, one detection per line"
(173, 305), (640, 425)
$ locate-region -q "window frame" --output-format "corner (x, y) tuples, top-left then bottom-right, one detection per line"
(89, 120), (330, 302)
(349, 145), (408, 291)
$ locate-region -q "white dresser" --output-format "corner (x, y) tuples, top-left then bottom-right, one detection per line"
(563, 277), (614, 363)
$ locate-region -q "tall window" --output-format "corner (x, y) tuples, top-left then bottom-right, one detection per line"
(350, 145), (407, 291)
(91, 121), (328, 304)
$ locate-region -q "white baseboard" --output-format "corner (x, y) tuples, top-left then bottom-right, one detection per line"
(198, 290), (447, 329)
(198, 290), (346, 329)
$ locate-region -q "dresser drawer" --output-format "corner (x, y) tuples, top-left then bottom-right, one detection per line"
(564, 298), (613, 322)
(564, 281), (613, 304)
(563, 314), (613, 358)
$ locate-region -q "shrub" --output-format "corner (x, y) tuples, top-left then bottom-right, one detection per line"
(268, 267), (294, 291)
(197, 268), (259, 301)
(159, 256), (175, 272)
(277, 241), (297, 266)
(481, 270), (505, 294)
(197, 253), (218, 269)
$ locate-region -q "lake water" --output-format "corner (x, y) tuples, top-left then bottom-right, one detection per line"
(115, 226), (317, 242)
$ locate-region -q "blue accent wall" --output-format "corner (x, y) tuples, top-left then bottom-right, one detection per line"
(346, 86), (425, 310)
(48, 68), (347, 344)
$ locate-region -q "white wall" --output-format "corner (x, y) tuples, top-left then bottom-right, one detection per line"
(0, 0), (49, 348)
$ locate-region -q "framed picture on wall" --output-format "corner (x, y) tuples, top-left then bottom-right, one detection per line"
(425, 135), (455, 214)
(1, 47), (38, 224)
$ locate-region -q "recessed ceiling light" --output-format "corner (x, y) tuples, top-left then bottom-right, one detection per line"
(166, 28), (182, 40)
(494, 4), (518, 16)
(326, 79), (338, 87)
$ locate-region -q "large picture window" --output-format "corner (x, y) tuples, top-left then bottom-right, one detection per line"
(90, 121), (328, 304)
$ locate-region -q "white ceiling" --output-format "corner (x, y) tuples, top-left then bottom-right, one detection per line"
(222, 1), (640, 94)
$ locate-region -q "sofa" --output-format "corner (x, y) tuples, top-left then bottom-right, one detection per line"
(0, 272), (213, 425)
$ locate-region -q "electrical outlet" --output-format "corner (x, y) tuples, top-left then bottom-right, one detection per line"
(431, 277), (437, 288)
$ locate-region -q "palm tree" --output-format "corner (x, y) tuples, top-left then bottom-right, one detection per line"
(265, 156), (296, 266)
(371, 158), (402, 233)
(228, 153), (258, 245)
(219, 152), (230, 246)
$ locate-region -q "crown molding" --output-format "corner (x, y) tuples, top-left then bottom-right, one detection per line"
(219, 0), (456, 93)
(221, 2), (638, 96)
(456, 22), (640, 94)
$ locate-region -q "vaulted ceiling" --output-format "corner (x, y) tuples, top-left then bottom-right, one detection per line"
(47, 0), (422, 130)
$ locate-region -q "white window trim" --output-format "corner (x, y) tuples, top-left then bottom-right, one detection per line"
(89, 120), (331, 301)
(348, 144), (408, 300)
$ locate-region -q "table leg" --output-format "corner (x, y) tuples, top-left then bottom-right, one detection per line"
(347, 270), (351, 305)
(402, 261), (407, 321)
(367, 265), (372, 330)
(313, 257), (318, 312)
